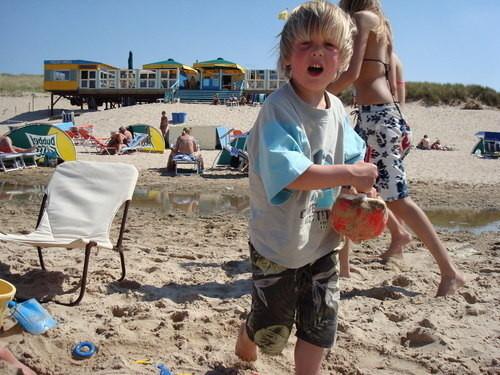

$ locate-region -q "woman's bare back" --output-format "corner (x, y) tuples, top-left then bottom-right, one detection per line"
(353, 11), (394, 105)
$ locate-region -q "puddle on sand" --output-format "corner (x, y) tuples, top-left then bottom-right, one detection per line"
(425, 208), (500, 235)
(132, 187), (249, 216)
(1, 182), (499, 231)
(0, 182), (249, 216)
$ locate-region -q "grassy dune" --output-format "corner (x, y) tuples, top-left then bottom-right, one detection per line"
(0, 73), (44, 95)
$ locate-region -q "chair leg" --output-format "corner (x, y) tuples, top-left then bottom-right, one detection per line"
(54, 242), (95, 306)
(37, 247), (46, 270)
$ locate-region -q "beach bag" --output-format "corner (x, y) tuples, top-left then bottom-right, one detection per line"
(330, 194), (388, 243)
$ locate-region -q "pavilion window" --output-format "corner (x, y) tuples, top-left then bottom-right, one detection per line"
(80, 70), (96, 89)
(53, 70), (70, 81)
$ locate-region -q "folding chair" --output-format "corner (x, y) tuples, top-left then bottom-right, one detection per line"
(19, 151), (39, 168)
(0, 153), (24, 172)
(121, 133), (149, 153)
(173, 154), (202, 175)
(0, 161), (139, 305)
(77, 128), (112, 154)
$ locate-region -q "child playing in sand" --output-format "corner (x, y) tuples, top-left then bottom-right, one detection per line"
(160, 111), (170, 148)
(235, 2), (378, 374)
(328, 0), (464, 296)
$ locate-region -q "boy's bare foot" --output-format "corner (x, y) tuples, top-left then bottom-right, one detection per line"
(235, 323), (257, 362)
(381, 231), (412, 259)
(436, 272), (466, 297)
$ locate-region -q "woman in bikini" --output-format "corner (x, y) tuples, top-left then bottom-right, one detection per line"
(328, 0), (464, 296)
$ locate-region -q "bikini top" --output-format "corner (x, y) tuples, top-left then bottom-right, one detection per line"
(363, 58), (390, 80)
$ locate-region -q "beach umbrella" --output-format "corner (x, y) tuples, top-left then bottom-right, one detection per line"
(193, 57), (245, 73)
(142, 58), (197, 73)
(128, 51), (133, 69)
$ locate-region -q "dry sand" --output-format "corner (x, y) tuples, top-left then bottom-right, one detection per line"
(0, 95), (499, 374)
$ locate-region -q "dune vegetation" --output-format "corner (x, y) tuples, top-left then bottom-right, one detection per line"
(0, 73), (44, 95)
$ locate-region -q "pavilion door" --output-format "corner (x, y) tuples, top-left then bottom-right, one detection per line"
(222, 75), (232, 90)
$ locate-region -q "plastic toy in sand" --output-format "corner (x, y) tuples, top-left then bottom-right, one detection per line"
(330, 194), (388, 243)
(8, 298), (57, 335)
(72, 341), (97, 359)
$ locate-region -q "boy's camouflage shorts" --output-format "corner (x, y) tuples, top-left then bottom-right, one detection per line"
(245, 243), (340, 355)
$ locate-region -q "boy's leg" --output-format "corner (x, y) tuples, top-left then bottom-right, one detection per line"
(235, 322), (257, 361)
(296, 251), (340, 374)
(339, 240), (350, 277)
(387, 197), (465, 296)
(236, 244), (296, 361)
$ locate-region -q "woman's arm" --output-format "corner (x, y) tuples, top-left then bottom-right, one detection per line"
(327, 11), (378, 95)
(392, 53), (405, 105)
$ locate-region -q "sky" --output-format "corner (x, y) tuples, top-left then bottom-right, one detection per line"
(1, 0), (499, 91)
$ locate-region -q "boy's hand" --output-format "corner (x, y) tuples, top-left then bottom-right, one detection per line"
(350, 162), (378, 193)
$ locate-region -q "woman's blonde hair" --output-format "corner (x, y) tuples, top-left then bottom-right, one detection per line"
(278, 1), (355, 78)
(338, 0), (393, 46)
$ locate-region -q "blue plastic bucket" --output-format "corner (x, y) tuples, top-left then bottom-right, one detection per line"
(172, 112), (187, 124)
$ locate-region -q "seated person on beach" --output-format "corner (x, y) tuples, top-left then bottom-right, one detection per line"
(212, 94), (220, 105)
(105, 126), (132, 154)
(0, 136), (36, 153)
(239, 95), (248, 106)
(416, 134), (431, 150)
(431, 138), (452, 151)
(166, 127), (204, 172)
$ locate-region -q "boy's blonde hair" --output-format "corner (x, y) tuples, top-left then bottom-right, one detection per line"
(339, 0), (393, 47)
(278, 1), (355, 78)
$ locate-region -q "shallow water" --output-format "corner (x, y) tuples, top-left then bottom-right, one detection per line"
(1, 182), (499, 233)
(0, 182), (249, 216)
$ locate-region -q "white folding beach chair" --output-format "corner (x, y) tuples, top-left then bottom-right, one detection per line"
(0, 161), (139, 305)
(0, 152), (24, 172)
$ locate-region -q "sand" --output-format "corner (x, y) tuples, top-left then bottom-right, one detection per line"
(0, 95), (499, 374)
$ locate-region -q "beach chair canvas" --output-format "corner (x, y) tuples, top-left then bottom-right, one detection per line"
(0, 161), (138, 305)
(472, 131), (500, 158)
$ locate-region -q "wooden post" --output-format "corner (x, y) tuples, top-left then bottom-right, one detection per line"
(50, 92), (54, 116)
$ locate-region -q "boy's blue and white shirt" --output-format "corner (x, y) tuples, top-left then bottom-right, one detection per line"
(247, 82), (365, 268)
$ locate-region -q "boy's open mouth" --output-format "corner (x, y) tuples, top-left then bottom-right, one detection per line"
(307, 64), (323, 76)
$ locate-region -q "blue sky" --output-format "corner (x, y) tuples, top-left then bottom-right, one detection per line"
(1, 0), (498, 91)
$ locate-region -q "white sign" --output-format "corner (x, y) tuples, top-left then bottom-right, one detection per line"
(26, 133), (57, 155)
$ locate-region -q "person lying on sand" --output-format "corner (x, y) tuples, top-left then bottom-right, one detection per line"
(0, 347), (36, 375)
(0, 136), (36, 154)
(431, 139), (453, 151)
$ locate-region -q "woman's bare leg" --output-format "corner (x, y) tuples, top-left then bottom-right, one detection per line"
(382, 210), (412, 259)
(387, 197), (465, 296)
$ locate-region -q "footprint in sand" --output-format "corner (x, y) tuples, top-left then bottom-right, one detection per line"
(401, 327), (443, 347)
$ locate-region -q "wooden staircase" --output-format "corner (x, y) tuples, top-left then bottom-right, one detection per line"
(177, 89), (242, 103)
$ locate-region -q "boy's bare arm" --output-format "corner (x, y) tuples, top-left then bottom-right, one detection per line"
(287, 162), (377, 193)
